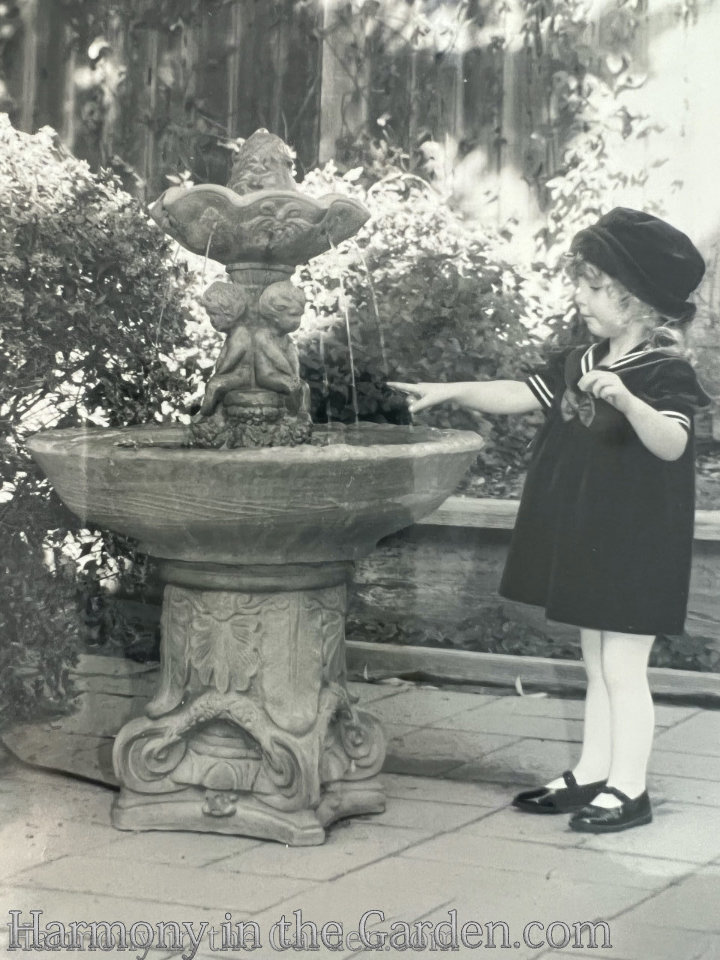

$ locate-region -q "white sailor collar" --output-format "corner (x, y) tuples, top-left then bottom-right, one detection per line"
(579, 339), (667, 375)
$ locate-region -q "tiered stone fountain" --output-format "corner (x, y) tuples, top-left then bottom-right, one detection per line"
(28, 131), (483, 845)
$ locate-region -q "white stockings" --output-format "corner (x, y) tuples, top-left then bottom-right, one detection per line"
(546, 628), (655, 807)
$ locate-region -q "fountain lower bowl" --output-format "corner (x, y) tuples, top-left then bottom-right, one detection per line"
(28, 422), (483, 565)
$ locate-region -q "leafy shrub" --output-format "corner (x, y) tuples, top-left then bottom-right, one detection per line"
(296, 166), (548, 495)
(0, 116), (197, 724)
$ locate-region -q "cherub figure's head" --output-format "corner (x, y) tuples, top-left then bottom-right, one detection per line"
(202, 281), (247, 332)
(258, 281), (306, 334)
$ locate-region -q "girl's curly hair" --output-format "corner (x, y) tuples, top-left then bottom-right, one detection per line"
(563, 253), (692, 359)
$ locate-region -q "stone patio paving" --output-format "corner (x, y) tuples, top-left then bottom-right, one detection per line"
(1, 657), (720, 959)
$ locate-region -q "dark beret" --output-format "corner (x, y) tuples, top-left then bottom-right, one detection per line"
(570, 208), (705, 321)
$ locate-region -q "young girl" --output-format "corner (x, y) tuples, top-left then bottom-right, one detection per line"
(390, 207), (710, 833)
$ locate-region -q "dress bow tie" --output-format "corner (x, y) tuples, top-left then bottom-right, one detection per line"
(560, 386), (596, 427)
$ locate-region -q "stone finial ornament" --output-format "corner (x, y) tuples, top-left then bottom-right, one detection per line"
(227, 128), (296, 195)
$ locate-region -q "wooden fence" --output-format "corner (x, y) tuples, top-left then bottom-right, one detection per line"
(0, 0), (654, 203)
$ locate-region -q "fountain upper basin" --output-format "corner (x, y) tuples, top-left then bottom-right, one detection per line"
(28, 422), (483, 565)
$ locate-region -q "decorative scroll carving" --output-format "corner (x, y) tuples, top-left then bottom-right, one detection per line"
(150, 189), (369, 266)
(321, 709), (387, 784)
(112, 717), (188, 794)
(188, 592), (261, 694)
(115, 685), (345, 816)
(112, 558), (387, 840)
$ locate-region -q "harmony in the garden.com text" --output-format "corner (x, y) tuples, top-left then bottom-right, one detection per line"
(7, 908), (612, 955)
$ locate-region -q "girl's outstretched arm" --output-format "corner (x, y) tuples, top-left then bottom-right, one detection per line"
(387, 380), (541, 416)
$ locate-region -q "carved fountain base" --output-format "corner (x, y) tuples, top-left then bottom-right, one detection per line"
(111, 559), (386, 845)
(29, 419), (484, 843)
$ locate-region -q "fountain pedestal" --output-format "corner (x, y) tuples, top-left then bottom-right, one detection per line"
(112, 560), (384, 845)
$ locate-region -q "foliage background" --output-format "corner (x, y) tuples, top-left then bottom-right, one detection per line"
(0, 116), (207, 723)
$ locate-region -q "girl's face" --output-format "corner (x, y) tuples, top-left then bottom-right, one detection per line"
(573, 273), (628, 339)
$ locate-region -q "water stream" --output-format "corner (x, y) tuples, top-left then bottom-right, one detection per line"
(350, 239), (388, 376)
(201, 226), (216, 284)
(349, 240), (415, 430)
(318, 329), (332, 433)
(154, 242), (182, 347)
(328, 237), (360, 426)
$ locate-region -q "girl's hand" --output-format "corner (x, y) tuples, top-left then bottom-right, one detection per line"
(577, 370), (635, 415)
(387, 381), (456, 414)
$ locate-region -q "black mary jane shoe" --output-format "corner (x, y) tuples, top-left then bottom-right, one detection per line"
(569, 785), (652, 834)
(512, 770), (608, 815)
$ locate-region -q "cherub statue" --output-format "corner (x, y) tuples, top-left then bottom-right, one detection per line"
(254, 281), (306, 397)
(198, 279), (308, 419)
(199, 281), (252, 417)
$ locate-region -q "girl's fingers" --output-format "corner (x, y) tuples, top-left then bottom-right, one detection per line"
(387, 381), (430, 412)
(578, 372), (618, 396)
(387, 381), (448, 413)
(577, 372), (602, 392)
(387, 381), (423, 398)
(577, 371), (631, 411)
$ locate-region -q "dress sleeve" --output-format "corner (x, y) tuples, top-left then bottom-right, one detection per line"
(638, 358), (711, 433)
(524, 348), (572, 414)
